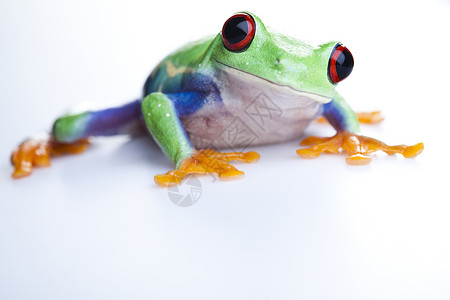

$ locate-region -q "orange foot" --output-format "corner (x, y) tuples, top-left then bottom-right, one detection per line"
(317, 111), (384, 124)
(297, 131), (424, 165)
(154, 149), (260, 187)
(11, 134), (90, 179)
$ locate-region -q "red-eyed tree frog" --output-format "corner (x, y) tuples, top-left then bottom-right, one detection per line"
(11, 12), (424, 186)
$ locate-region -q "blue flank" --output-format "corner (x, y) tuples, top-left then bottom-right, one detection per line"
(143, 64), (222, 118)
(166, 92), (205, 117)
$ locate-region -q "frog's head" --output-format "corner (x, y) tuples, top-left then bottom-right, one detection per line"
(211, 12), (354, 103)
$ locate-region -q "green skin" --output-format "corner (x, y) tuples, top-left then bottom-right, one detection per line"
(51, 12), (359, 170)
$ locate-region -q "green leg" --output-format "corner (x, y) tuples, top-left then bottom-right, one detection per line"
(141, 92), (260, 187)
(141, 92), (194, 168)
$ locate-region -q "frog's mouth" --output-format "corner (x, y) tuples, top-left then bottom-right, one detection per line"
(213, 58), (332, 104)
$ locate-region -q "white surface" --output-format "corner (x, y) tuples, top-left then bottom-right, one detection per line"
(1, 0), (449, 299)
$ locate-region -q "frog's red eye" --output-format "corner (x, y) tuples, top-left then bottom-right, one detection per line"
(328, 44), (354, 84)
(222, 13), (256, 52)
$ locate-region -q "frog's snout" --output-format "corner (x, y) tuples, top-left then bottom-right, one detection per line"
(328, 44), (354, 84)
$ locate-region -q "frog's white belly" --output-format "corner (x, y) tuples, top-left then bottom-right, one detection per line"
(181, 67), (329, 150)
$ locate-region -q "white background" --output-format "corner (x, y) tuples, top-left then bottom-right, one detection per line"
(1, 0), (449, 299)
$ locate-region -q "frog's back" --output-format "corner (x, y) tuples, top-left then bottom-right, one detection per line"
(143, 36), (216, 96)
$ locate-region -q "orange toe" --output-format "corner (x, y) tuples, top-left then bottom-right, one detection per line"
(297, 131), (423, 164)
(11, 135), (90, 179)
(154, 149), (259, 187)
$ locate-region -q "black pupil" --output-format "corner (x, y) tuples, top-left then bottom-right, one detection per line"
(335, 50), (354, 80)
(224, 17), (249, 44)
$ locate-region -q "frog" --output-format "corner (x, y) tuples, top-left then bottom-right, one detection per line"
(10, 12), (424, 187)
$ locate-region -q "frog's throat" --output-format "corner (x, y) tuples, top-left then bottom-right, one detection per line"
(213, 58), (331, 104)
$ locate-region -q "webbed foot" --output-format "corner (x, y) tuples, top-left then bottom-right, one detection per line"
(296, 131), (424, 165)
(11, 134), (90, 178)
(154, 149), (260, 187)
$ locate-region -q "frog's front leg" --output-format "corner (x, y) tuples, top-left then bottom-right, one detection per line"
(141, 92), (259, 187)
(297, 93), (424, 165)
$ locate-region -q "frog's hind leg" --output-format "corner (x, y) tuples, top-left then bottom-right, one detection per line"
(11, 100), (142, 178)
